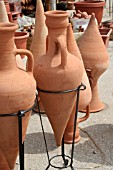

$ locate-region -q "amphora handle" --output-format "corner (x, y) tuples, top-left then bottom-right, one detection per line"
(57, 36), (67, 69)
(78, 105), (90, 123)
(14, 49), (34, 73)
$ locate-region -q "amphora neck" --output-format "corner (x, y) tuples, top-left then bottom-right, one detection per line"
(0, 23), (18, 71)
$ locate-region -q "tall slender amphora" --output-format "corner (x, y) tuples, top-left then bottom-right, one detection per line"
(77, 14), (109, 112)
(34, 11), (83, 146)
(0, 22), (36, 169)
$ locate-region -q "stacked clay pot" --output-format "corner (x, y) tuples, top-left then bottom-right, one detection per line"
(77, 13), (109, 112)
(34, 10), (84, 146)
(0, 22), (36, 169)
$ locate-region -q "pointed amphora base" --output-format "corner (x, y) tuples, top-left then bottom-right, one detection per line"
(39, 91), (76, 146)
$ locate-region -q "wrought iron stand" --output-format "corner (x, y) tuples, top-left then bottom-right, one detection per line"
(35, 83), (86, 170)
(0, 103), (35, 170)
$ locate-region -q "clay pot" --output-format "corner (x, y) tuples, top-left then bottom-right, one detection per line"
(0, 1), (9, 22)
(34, 11), (84, 146)
(0, 22), (36, 169)
(77, 14), (109, 112)
(30, 0), (48, 112)
(74, 1), (105, 25)
(30, 0), (48, 65)
(0, 0), (26, 70)
(64, 24), (91, 143)
(15, 31), (29, 58)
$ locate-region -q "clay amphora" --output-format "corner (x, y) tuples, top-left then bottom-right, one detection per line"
(0, 22), (36, 169)
(64, 24), (91, 143)
(34, 11), (83, 146)
(77, 13), (109, 112)
(14, 31), (29, 58)
(30, 0), (48, 112)
(74, 1), (105, 25)
(0, 1), (9, 22)
(30, 0), (48, 66)
(0, 0), (25, 70)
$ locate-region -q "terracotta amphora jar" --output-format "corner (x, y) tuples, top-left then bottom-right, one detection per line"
(0, 0), (9, 22)
(74, 1), (105, 25)
(64, 24), (91, 143)
(0, 22), (36, 169)
(34, 10), (84, 146)
(30, 0), (48, 112)
(30, 0), (48, 65)
(77, 13), (109, 112)
(14, 31), (29, 58)
(0, 0), (25, 70)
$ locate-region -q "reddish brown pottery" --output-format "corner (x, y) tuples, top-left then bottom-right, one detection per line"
(0, 22), (36, 169)
(30, 0), (48, 113)
(74, 1), (105, 25)
(0, 0), (9, 22)
(64, 24), (91, 143)
(15, 31), (29, 58)
(34, 11), (84, 146)
(77, 14), (109, 112)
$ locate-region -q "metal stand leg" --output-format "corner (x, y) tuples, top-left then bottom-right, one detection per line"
(18, 111), (24, 170)
(35, 84), (86, 169)
(36, 97), (51, 170)
(62, 136), (68, 167)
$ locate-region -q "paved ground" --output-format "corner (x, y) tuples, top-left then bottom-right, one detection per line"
(14, 37), (113, 170)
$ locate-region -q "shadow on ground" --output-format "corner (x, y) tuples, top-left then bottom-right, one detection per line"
(25, 132), (57, 154)
(73, 124), (113, 166)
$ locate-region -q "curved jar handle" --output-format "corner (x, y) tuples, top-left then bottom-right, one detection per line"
(57, 36), (67, 69)
(78, 105), (90, 123)
(14, 49), (34, 73)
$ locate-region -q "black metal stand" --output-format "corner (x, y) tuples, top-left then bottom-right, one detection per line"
(0, 103), (35, 170)
(35, 83), (86, 170)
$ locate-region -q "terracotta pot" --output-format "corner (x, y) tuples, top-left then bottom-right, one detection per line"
(0, 0), (26, 70)
(0, 22), (36, 169)
(30, 0), (48, 66)
(30, 0), (48, 112)
(77, 14), (109, 112)
(0, 1), (9, 22)
(34, 10), (84, 146)
(74, 1), (105, 25)
(15, 31), (29, 58)
(64, 24), (91, 143)
(99, 28), (112, 48)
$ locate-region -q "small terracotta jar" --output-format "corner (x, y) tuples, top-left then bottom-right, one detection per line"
(15, 31), (29, 58)
(0, 22), (36, 169)
(34, 11), (84, 146)
(77, 13), (109, 112)
(64, 24), (91, 144)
